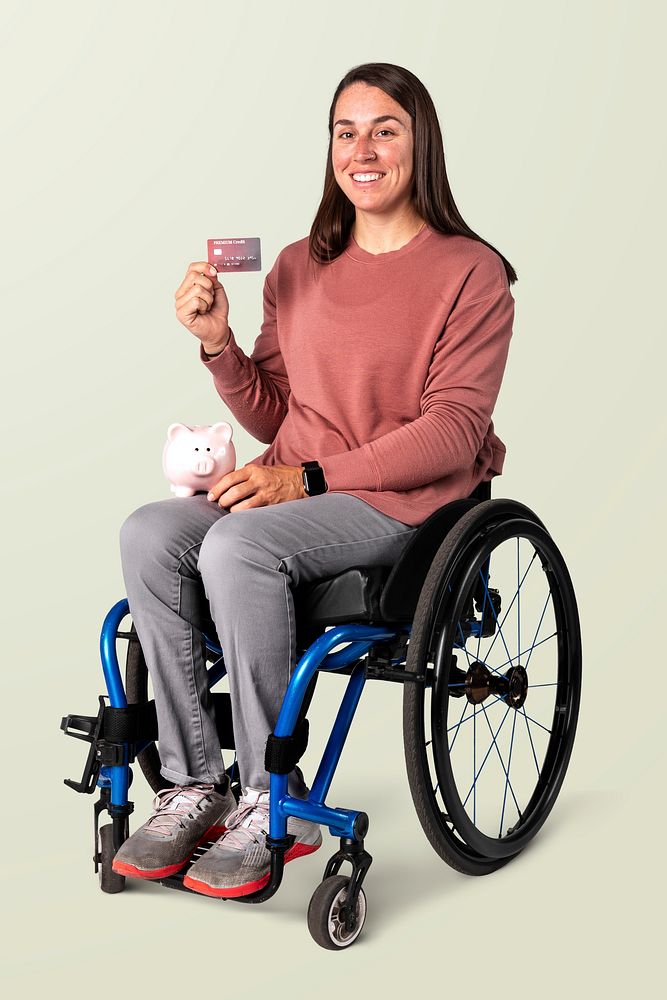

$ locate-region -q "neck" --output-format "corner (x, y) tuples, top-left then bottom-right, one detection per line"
(351, 211), (426, 255)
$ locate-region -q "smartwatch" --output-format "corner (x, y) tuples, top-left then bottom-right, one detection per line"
(301, 460), (328, 496)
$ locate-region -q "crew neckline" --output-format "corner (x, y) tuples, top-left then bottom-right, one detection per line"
(344, 222), (433, 263)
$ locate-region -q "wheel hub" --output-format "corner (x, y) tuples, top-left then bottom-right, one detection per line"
(505, 665), (529, 708)
(463, 660), (529, 709)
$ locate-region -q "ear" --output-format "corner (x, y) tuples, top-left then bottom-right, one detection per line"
(167, 422), (191, 441)
(210, 421), (233, 444)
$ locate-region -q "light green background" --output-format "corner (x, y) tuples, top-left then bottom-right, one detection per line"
(1, 0), (663, 994)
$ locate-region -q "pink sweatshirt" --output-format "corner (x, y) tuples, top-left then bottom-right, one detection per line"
(200, 223), (515, 527)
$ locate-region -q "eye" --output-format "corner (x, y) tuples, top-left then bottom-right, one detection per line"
(195, 447), (199, 451)
(206, 447), (211, 452)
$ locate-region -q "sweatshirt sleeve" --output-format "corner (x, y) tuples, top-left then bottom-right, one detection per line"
(200, 264), (290, 444)
(319, 280), (515, 492)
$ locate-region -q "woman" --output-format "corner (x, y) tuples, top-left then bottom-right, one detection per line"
(112, 62), (517, 898)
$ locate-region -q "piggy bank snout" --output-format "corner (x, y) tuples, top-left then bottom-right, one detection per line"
(189, 444), (226, 477)
(193, 452), (215, 475)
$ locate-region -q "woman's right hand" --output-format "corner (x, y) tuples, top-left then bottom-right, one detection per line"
(175, 261), (231, 355)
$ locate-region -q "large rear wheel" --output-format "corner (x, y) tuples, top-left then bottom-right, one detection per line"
(403, 499), (582, 875)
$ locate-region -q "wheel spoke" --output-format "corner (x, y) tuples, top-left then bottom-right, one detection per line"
(479, 701), (521, 817)
(447, 695), (504, 737)
(489, 631), (558, 673)
(521, 706), (541, 776)
(455, 632), (506, 681)
(480, 550), (539, 663)
(473, 705), (477, 825)
(448, 699), (470, 752)
(523, 591), (553, 673)
(499, 709), (519, 835)
(518, 710), (552, 735)
(461, 704), (511, 809)
(480, 571), (513, 667)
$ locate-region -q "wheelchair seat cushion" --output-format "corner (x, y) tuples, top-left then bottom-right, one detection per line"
(293, 565), (389, 630)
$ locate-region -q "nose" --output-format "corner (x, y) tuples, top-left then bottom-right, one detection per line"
(354, 137), (377, 161)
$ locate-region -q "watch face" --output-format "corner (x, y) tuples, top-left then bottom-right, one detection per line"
(303, 463), (327, 495)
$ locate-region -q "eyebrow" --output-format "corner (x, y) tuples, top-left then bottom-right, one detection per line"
(334, 115), (405, 128)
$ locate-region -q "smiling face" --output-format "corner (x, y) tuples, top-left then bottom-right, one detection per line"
(331, 82), (416, 220)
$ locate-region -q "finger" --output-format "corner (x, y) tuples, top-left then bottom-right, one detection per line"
(206, 468), (248, 502)
(175, 263), (215, 298)
(176, 286), (214, 320)
(175, 273), (215, 304)
(175, 262), (217, 298)
(216, 481), (256, 509)
(181, 285), (214, 309)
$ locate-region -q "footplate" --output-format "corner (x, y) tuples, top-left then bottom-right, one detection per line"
(156, 836), (231, 897)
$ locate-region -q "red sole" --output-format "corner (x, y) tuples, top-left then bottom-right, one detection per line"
(182, 839), (321, 898)
(112, 824), (228, 880)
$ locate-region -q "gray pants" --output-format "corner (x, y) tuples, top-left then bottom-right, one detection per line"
(119, 492), (418, 798)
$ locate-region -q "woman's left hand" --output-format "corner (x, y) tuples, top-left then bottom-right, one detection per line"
(207, 464), (307, 511)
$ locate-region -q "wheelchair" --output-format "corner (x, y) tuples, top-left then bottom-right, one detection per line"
(61, 478), (582, 950)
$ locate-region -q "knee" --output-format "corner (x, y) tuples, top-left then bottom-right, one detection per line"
(119, 500), (176, 566)
(120, 502), (153, 553)
(197, 510), (277, 580)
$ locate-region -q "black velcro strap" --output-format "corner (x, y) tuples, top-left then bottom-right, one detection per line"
(101, 702), (158, 743)
(264, 719), (309, 774)
(101, 695), (234, 748)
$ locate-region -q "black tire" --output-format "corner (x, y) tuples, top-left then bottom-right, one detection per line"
(307, 876), (367, 950)
(98, 824), (125, 894)
(403, 499), (582, 876)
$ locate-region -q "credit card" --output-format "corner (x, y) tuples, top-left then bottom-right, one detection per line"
(207, 237), (261, 272)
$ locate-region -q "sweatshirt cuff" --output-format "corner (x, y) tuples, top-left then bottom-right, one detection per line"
(320, 445), (380, 493)
(199, 327), (253, 392)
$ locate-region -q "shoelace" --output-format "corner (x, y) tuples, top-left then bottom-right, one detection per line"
(215, 798), (270, 852)
(145, 784), (215, 837)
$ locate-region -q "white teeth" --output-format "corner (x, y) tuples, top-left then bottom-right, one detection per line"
(352, 173), (384, 182)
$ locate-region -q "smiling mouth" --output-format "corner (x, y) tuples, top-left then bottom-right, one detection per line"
(350, 172), (386, 185)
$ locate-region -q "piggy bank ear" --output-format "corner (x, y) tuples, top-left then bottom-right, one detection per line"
(210, 421), (233, 444)
(167, 422), (192, 442)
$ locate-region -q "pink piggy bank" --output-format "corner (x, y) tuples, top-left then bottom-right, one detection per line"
(163, 422), (236, 497)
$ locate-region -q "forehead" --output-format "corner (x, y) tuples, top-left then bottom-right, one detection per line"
(333, 83), (409, 127)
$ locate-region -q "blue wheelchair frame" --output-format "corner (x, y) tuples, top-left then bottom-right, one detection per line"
(95, 596), (418, 901)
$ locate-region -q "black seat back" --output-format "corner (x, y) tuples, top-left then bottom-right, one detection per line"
(378, 478), (491, 622)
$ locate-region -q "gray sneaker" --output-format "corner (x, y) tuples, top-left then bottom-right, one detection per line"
(112, 783), (236, 880)
(183, 786), (322, 898)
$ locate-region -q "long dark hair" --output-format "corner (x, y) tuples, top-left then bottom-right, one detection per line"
(308, 62), (517, 286)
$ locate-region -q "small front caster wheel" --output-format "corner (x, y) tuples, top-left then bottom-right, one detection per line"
(99, 824), (125, 894)
(307, 875), (367, 950)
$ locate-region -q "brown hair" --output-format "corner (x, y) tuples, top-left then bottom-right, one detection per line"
(308, 62), (518, 286)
